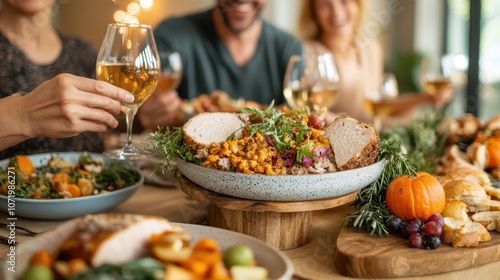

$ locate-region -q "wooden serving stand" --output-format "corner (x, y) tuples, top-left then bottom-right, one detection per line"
(179, 177), (358, 250)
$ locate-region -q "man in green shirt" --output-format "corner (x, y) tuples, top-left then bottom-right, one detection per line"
(138, 0), (303, 129)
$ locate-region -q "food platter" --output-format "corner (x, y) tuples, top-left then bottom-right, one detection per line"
(2, 218), (294, 280)
(176, 159), (386, 201)
(0, 152), (143, 219)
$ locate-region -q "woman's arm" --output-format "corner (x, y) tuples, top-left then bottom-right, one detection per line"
(0, 74), (134, 151)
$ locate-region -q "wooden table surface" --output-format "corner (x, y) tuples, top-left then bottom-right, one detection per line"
(1, 184), (499, 279)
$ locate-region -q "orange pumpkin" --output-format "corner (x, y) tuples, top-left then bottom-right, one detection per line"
(385, 172), (445, 221)
(474, 135), (500, 168)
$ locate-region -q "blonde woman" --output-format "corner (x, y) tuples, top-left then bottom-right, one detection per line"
(298, 0), (452, 126)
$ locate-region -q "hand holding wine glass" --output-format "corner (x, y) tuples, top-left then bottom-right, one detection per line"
(364, 73), (399, 131)
(283, 53), (340, 113)
(96, 23), (160, 160)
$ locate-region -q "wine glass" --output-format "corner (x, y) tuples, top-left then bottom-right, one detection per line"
(364, 73), (399, 131)
(96, 23), (160, 160)
(157, 51), (183, 91)
(419, 55), (452, 95)
(283, 53), (340, 113)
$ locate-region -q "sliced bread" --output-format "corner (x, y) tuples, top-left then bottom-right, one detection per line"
(469, 199), (500, 212)
(442, 199), (470, 222)
(442, 179), (490, 208)
(442, 217), (491, 247)
(323, 115), (379, 170)
(182, 112), (245, 152)
(471, 211), (500, 232)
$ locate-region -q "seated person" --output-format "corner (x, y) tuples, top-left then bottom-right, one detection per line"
(138, 0), (303, 129)
(0, 0), (121, 158)
(298, 0), (453, 126)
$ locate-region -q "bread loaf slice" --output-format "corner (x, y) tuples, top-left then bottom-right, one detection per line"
(442, 180), (490, 208)
(58, 214), (183, 267)
(471, 211), (500, 232)
(182, 112), (244, 152)
(468, 199), (500, 212)
(442, 217), (491, 247)
(442, 199), (470, 222)
(323, 115), (379, 170)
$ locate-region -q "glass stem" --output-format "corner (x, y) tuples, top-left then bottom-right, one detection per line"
(125, 107), (138, 148)
(373, 115), (382, 131)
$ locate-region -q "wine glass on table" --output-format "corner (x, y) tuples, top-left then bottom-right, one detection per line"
(364, 73), (399, 131)
(96, 23), (160, 160)
(157, 51), (183, 92)
(419, 56), (452, 96)
(283, 53), (340, 113)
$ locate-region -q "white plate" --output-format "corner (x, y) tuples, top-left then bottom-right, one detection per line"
(177, 159), (386, 201)
(2, 218), (293, 280)
(0, 152), (143, 219)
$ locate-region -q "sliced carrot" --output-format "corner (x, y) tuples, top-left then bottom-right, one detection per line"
(193, 238), (220, 253)
(9, 155), (35, 176)
(179, 258), (210, 277)
(29, 249), (53, 268)
(66, 184), (82, 198)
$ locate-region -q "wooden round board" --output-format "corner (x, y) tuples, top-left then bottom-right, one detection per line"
(179, 177), (359, 249)
(334, 227), (500, 278)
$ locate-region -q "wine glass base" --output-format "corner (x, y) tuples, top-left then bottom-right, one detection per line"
(103, 145), (152, 161)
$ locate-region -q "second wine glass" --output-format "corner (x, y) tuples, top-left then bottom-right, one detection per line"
(96, 23), (160, 160)
(157, 51), (183, 91)
(364, 73), (399, 131)
(283, 53), (340, 113)
(419, 56), (452, 95)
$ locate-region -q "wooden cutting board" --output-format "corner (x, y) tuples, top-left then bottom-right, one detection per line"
(334, 227), (500, 278)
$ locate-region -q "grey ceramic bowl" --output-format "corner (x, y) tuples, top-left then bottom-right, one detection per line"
(0, 152), (143, 219)
(177, 159), (386, 201)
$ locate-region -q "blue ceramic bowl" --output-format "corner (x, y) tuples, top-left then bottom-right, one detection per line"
(0, 152), (143, 219)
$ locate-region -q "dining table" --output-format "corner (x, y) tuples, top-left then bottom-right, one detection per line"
(1, 181), (499, 280)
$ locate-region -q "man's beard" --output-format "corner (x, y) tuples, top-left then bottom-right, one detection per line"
(216, 1), (262, 33)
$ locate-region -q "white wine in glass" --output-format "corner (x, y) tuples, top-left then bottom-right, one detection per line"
(283, 53), (340, 113)
(420, 56), (452, 95)
(96, 23), (160, 160)
(157, 51), (183, 91)
(364, 73), (399, 131)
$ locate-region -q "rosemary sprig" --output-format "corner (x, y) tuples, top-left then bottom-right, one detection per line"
(345, 140), (417, 237)
(146, 127), (200, 177)
(378, 111), (448, 173)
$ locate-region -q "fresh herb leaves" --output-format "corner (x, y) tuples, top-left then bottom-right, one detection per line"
(146, 127), (200, 177)
(345, 140), (417, 237)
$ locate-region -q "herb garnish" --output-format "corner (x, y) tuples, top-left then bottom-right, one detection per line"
(229, 101), (316, 164)
(146, 127), (201, 177)
(345, 140), (417, 237)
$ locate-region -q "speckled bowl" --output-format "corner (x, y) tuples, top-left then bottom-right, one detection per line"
(177, 159), (386, 201)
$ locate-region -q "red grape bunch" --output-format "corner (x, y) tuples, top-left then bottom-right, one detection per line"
(387, 213), (445, 249)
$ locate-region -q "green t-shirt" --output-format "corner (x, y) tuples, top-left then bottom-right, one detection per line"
(154, 9), (303, 106)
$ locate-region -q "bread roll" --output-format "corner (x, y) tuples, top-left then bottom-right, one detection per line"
(442, 180), (490, 208)
(323, 115), (379, 170)
(442, 199), (470, 222)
